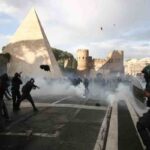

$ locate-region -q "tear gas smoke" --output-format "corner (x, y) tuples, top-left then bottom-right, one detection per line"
(105, 82), (147, 115)
(29, 76), (124, 104)
(31, 77), (85, 97)
(24, 75), (147, 116)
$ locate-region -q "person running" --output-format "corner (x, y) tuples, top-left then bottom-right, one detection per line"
(16, 78), (39, 111)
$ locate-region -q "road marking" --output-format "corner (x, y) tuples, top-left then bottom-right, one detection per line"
(94, 106), (112, 150)
(0, 131), (59, 138)
(20, 102), (107, 110)
(105, 101), (118, 150)
(6, 96), (72, 106)
(72, 97), (92, 118)
(51, 96), (72, 104)
(73, 109), (81, 118)
(6, 108), (47, 130)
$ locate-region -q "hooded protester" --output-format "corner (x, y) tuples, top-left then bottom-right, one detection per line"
(16, 78), (39, 111)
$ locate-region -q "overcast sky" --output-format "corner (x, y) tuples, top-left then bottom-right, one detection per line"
(0, 0), (150, 60)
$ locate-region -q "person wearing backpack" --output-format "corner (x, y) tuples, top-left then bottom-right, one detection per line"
(16, 78), (39, 111)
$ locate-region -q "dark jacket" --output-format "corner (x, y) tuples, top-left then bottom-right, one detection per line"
(22, 81), (37, 94)
(11, 76), (22, 91)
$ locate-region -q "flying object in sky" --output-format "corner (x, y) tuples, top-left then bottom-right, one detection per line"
(40, 65), (50, 71)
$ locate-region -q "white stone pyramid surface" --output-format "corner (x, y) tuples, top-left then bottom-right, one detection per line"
(4, 8), (62, 78)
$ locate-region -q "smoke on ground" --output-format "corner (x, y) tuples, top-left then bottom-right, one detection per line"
(31, 77), (85, 97)
(105, 82), (147, 115)
(28, 76), (147, 116)
(30, 76), (125, 104)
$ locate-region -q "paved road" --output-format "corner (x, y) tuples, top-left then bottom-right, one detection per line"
(0, 95), (108, 150)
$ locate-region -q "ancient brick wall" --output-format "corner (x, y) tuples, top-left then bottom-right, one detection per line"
(77, 49), (124, 76)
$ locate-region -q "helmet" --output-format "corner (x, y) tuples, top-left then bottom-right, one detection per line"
(15, 72), (20, 77)
(30, 78), (35, 83)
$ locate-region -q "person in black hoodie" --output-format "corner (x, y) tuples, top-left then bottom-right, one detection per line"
(11, 72), (22, 110)
(16, 78), (39, 111)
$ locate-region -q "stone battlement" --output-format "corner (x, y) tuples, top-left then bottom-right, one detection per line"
(77, 49), (124, 76)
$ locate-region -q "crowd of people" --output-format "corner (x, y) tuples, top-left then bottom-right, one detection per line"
(0, 72), (39, 130)
(69, 73), (127, 98)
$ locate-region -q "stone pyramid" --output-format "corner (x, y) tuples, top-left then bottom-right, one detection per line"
(4, 8), (62, 78)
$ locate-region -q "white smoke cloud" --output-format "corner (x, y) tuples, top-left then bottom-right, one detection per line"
(30, 76), (126, 105)
(31, 77), (85, 97)
(107, 82), (147, 115)
(19, 75), (148, 118)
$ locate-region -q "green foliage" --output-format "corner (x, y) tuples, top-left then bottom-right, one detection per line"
(2, 46), (6, 52)
(0, 53), (11, 64)
(4, 53), (11, 61)
(52, 47), (77, 70)
(52, 47), (73, 60)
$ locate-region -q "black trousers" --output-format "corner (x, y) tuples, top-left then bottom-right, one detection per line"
(17, 93), (37, 110)
(0, 93), (9, 119)
(137, 115), (150, 149)
(12, 90), (21, 109)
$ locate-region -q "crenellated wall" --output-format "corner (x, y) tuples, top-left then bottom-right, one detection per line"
(100, 50), (124, 73)
(77, 49), (124, 76)
(93, 58), (106, 71)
